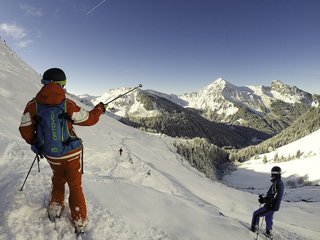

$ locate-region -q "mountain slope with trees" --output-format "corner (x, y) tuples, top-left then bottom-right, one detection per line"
(120, 91), (247, 147)
(85, 78), (320, 149)
(230, 106), (320, 162)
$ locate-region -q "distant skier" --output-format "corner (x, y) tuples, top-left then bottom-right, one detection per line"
(19, 68), (108, 234)
(119, 148), (123, 156)
(250, 166), (284, 238)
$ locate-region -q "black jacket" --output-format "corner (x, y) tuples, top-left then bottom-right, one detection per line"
(265, 176), (284, 211)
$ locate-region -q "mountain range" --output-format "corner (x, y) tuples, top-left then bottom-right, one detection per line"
(77, 77), (320, 148)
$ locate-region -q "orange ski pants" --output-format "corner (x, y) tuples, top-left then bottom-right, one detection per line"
(46, 152), (86, 224)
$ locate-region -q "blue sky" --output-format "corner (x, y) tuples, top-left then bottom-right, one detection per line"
(1, 0), (320, 96)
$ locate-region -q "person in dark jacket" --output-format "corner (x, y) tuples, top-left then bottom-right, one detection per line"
(250, 166), (284, 238)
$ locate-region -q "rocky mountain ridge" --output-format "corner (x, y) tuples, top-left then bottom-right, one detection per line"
(79, 78), (320, 147)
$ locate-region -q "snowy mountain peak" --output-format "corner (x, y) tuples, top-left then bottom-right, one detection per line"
(270, 79), (315, 105)
(212, 77), (228, 86)
(271, 79), (292, 93)
(180, 78), (317, 115)
(204, 78), (234, 92)
(82, 75), (318, 125)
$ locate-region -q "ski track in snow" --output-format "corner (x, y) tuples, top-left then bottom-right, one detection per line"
(0, 147), (173, 240)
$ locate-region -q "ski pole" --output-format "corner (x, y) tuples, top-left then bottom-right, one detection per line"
(260, 216), (264, 233)
(256, 203), (262, 240)
(20, 154), (41, 191)
(80, 138), (84, 174)
(104, 84), (142, 105)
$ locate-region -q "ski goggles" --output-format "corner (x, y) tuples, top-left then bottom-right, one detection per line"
(41, 79), (66, 87)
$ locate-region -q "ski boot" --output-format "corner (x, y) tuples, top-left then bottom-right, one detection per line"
(75, 225), (85, 235)
(74, 219), (88, 235)
(265, 229), (273, 239)
(250, 225), (258, 233)
(47, 203), (63, 222)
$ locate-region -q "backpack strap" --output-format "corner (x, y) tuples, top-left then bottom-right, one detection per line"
(59, 112), (74, 123)
(58, 98), (74, 123)
(61, 98), (84, 174)
(31, 98), (44, 157)
(34, 98), (39, 114)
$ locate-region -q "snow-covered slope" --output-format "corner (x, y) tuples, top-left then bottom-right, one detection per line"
(1, 39), (320, 240)
(0, 38), (41, 138)
(224, 129), (320, 239)
(225, 129), (320, 198)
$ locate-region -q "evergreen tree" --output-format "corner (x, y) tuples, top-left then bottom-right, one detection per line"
(296, 150), (302, 159)
(263, 155), (268, 164)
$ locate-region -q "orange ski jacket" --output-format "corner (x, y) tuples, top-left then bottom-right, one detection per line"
(19, 82), (104, 157)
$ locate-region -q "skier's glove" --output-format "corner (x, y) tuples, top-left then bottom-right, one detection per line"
(258, 195), (266, 204)
(99, 102), (108, 113)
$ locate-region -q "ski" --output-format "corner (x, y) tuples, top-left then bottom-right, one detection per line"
(219, 212), (250, 230)
(264, 233), (274, 239)
(47, 208), (56, 222)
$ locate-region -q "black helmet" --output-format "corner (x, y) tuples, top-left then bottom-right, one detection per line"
(41, 68), (66, 87)
(271, 166), (281, 176)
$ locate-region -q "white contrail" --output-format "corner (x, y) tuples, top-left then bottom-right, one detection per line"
(86, 0), (106, 15)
